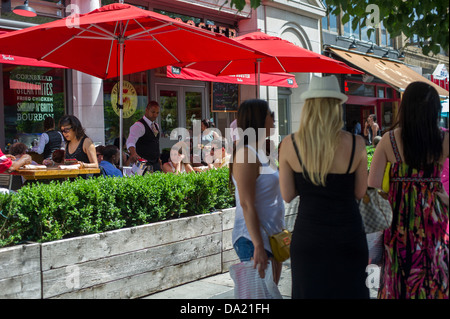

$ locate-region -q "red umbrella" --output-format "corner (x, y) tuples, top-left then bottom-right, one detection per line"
(167, 66), (298, 88)
(1, 53), (68, 69)
(181, 31), (362, 96)
(0, 3), (267, 166)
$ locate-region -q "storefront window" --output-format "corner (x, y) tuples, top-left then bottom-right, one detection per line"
(346, 82), (375, 97)
(103, 71), (148, 145)
(2, 64), (65, 149)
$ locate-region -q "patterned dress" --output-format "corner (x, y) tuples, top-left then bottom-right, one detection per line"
(378, 131), (449, 299)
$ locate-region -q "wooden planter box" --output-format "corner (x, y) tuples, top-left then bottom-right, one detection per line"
(0, 200), (298, 299)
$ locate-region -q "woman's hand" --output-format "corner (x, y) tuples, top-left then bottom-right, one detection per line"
(252, 245), (269, 279)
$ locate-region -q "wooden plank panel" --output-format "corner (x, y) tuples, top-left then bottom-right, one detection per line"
(0, 272), (41, 299)
(41, 212), (222, 271)
(0, 244), (40, 280)
(49, 254), (222, 299)
(42, 233), (222, 298)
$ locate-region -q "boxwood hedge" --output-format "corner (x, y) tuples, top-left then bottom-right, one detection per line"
(0, 168), (234, 248)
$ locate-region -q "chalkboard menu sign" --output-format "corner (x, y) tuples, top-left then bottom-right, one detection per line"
(211, 82), (239, 112)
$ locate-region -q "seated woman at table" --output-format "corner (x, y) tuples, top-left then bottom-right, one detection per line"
(99, 145), (123, 177)
(58, 115), (98, 168)
(162, 143), (194, 174)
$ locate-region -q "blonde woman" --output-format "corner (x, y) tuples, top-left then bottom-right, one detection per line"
(279, 76), (369, 299)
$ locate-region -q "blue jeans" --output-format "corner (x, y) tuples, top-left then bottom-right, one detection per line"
(233, 237), (273, 262)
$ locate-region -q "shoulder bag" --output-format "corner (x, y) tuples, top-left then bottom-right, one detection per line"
(359, 187), (393, 233)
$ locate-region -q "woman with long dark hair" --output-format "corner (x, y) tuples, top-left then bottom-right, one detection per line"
(230, 99), (285, 288)
(58, 115), (98, 168)
(368, 81), (449, 299)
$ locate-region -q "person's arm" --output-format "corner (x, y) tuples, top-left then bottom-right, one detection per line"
(233, 147), (267, 278)
(353, 135), (368, 199)
(6, 154), (32, 172)
(81, 138), (98, 168)
(35, 133), (49, 155)
(184, 163), (194, 173)
(126, 122), (145, 163)
(278, 136), (298, 203)
(368, 133), (390, 189)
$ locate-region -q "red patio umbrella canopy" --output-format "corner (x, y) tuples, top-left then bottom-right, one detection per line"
(167, 66), (298, 88)
(1, 53), (68, 69)
(0, 3), (267, 80)
(183, 32), (362, 75)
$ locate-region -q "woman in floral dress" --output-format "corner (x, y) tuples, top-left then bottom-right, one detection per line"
(368, 81), (449, 299)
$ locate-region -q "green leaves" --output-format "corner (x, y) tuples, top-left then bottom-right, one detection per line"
(325, 0), (449, 55)
(0, 169), (234, 247)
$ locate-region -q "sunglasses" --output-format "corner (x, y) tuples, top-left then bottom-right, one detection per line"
(61, 126), (72, 133)
(270, 111), (275, 119)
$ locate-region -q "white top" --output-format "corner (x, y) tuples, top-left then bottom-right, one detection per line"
(31, 131), (64, 154)
(232, 145), (285, 253)
(126, 116), (159, 150)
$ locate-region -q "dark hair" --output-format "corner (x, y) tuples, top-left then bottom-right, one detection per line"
(9, 142), (28, 156)
(369, 114), (377, 122)
(394, 81), (442, 169)
(51, 149), (65, 163)
(146, 101), (159, 109)
(43, 117), (55, 131)
(58, 115), (86, 140)
(102, 145), (119, 162)
(229, 99), (270, 189)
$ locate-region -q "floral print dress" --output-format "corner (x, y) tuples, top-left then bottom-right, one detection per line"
(378, 131), (449, 299)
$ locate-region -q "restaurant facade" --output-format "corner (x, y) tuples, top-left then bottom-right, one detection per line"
(0, 0), (329, 151)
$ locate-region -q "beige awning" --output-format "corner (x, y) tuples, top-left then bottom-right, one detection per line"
(329, 48), (449, 97)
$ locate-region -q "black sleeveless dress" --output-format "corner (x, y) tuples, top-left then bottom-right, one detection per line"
(290, 134), (369, 299)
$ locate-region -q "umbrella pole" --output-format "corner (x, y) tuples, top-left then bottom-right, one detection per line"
(119, 38), (124, 168)
(255, 59), (261, 99)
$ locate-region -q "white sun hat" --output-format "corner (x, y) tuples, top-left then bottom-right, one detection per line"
(300, 75), (348, 103)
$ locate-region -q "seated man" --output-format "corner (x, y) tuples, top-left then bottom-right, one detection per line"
(208, 139), (230, 169)
(99, 145), (123, 177)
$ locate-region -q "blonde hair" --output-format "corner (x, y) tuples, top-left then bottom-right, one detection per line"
(295, 98), (344, 186)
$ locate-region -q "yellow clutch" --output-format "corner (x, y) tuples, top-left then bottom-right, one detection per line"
(382, 162), (391, 193)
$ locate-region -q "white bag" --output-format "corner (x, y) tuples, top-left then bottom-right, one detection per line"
(229, 260), (282, 299)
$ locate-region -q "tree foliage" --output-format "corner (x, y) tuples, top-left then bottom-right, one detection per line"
(226, 0), (449, 56)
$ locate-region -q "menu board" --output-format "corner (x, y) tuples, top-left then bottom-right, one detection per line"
(211, 82), (239, 112)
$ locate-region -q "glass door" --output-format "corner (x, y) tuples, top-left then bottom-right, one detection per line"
(156, 84), (205, 151)
(278, 89), (291, 141)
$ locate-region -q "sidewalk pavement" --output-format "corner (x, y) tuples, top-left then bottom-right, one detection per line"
(142, 260), (379, 299)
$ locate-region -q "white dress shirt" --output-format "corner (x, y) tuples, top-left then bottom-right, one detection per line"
(126, 116), (159, 150)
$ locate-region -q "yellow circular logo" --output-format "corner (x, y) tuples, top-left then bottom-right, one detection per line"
(111, 81), (138, 118)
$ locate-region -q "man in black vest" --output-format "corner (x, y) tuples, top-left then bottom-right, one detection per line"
(33, 117), (64, 160)
(126, 101), (162, 171)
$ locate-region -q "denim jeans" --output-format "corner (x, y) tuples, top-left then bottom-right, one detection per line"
(233, 237), (273, 262)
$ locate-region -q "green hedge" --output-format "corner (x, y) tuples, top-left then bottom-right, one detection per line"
(366, 145), (375, 170)
(0, 168), (234, 248)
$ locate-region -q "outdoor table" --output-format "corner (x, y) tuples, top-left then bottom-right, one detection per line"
(10, 167), (100, 181)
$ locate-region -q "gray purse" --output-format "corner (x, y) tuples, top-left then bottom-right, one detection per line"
(359, 187), (393, 233)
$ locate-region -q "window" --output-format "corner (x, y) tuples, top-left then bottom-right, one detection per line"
(380, 22), (392, 47)
(321, 0), (338, 33)
(103, 71), (148, 145)
(346, 82), (375, 97)
(343, 16), (360, 38)
(2, 64), (66, 149)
